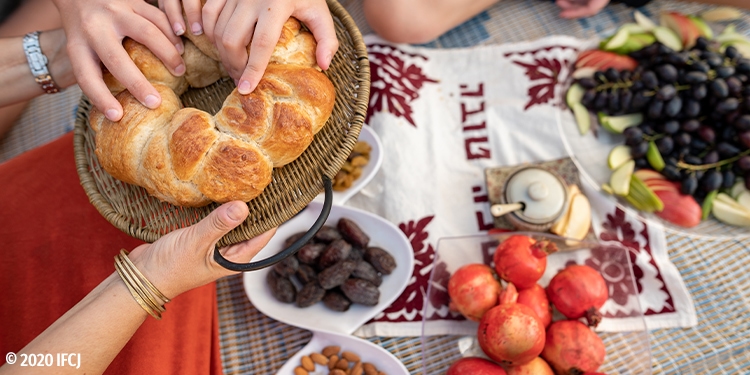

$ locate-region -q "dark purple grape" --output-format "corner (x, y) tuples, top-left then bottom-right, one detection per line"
(662, 165), (681, 181)
(726, 76), (743, 96)
(640, 122), (656, 135)
(684, 155), (703, 165)
(737, 74), (748, 83)
(594, 71), (608, 83)
(723, 170), (736, 189)
(604, 67), (620, 82)
(648, 99), (664, 119)
(697, 126), (716, 144)
(681, 119), (700, 132)
(684, 99), (701, 117)
(739, 131), (750, 149)
(621, 70), (632, 82)
(685, 71), (708, 84)
(703, 150), (719, 164)
(656, 84), (677, 101)
(608, 89), (621, 113)
(631, 91), (651, 110)
(675, 132), (692, 146)
(665, 156), (679, 167)
(667, 52), (690, 66)
(700, 170), (723, 192)
(738, 155), (750, 170)
(620, 90), (633, 112)
(630, 141), (650, 159)
(716, 98), (739, 113)
(656, 64), (678, 83)
(717, 142), (741, 157)
(744, 97), (750, 111)
(593, 91), (608, 110)
(720, 127), (737, 142)
(738, 61), (750, 75)
(658, 44), (674, 54)
(705, 54), (723, 68)
(642, 71), (659, 89)
(674, 147), (691, 158)
(690, 138), (709, 151)
(661, 120), (680, 134)
(715, 66), (735, 78)
(725, 46), (740, 59)
(634, 158), (649, 169)
(623, 126), (643, 145)
(691, 83), (707, 100)
(664, 97), (682, 118)
(656, 136), (674, 154)
(725, 111), (741, 126)
(680, 174), (698, 195)
(694, 37), (710, 50)
(691, 61), (710, 73)
(578, 77), (597, 89)
(710, 79), (729, 98)
(581, 89), (596, 108)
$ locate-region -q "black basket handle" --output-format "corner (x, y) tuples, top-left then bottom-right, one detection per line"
(213, 175), (333, 272)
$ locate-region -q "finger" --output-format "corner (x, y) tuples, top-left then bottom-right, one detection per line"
(296, 7), (339, 70)
(238, 12), (287, 94)
(220, 228), (276, 265)
(135, 1), (184, 49)
(182, 0), (204, 37)
(192, 201), (249, 250)
(220, 3), (259, 79)
(555, 0), (575, 9)
(68, 42), (123, 121)
(202, 0), (229, 42)
(124, 17), (186, 77)
(212, 0), (240, 76)
(161, 0), (186, 36)
(93, 35), (162, 109)
(559, 6), (599, 19)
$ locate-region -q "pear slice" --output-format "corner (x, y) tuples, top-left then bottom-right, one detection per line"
(652, 26), (683, 51)
(646, 141), (665, 171)
(562, 193), (592, 241)
(730, 180), (748, 199)
(566, 83), (585, 108)
(712, 198), (750, 227)
(736, 191), (750, 211)
(600, 113), (644, 134)
(716, 192), (742, 207)
(551, 184), (581, 236)
(610, 160), (635, 196)
(634, 10), (657, 31)
(571, 103), (591, 135)
(604, 28), (631, 51)
(608, 145), (632, 170)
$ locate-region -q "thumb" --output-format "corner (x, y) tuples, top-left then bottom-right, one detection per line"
(192, 201), (249, 248)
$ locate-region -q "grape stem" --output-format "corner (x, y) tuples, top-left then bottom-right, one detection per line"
(677, 149), (750, 171)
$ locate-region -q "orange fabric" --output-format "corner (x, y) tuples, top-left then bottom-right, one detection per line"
(0, 133), (223, 375)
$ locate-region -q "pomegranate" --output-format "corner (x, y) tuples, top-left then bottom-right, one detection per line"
(517, 284), (552, 328)
(477, 283), (545, 366)
(446, 357), (507, 375)
(448, 263), (502, 321)
(546, 264), (608, 327)
(493, 235), (558, 289)
(506, 357), (554, 375)
(542, 320), (606, 375)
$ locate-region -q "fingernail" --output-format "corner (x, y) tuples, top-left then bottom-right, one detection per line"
(173, 23), (185, 36)
(174, 63), (185, 75)
(238, 80), (251, 94)
(226, 202), (245, 221)
(175, 42), (184, 55)
(191, 22), (203, 35)
(105, 109), (120, 121)
(327, 53), (333, 64)
(144, 94), (159, 108)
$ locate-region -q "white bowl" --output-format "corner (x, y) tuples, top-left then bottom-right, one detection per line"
(243, 201), (414, 334)
(275, 330), (409, 375)
(314, 125), (383, 205)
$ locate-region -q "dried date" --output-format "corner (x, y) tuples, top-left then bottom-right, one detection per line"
(317, 239), (352, 269)
(319, 260), (357, 289)
(296, 243), (326, 265)
(364, 247), (397, 275)
(323, 289), (352, 312)
(272, 255), (298, 278)
(337, 218), (370, 248)
(341, 278), (380, 306)
(267, 271), (296, 303)
(351, 260), (382, 286)
(284, 232), (309, 248)
(347, 246), (364, 261)
(314, 225), (342, 243)
(296, 282), (326, 308)
(295, 264), (318, 285)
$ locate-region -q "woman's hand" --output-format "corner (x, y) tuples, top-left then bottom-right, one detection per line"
(129, 201), (276, 299)
(53, 0), (186, 121)
(159, 0), (204, 37)
(201, 0), (339, 94)
(555, 0), (610, 19)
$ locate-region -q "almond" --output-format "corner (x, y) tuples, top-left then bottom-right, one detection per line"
(350, 362), (363, 375)
(301, 355), (315, 371)
(341, 351), (360, 362)
(293, 366), (308, 375)
(335, 358), (349, 370)
(311, 352), (328, 365)
(322, 346), (340, 357)
(328, 355), (339, 370)
(329, 370), (347, 375)
(363, 363), (378, 375)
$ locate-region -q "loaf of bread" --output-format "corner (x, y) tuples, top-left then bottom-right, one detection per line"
(89, 18), (336, 207)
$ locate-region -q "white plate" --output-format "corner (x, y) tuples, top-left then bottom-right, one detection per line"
(243, 201), (414, 334)
(275, 330), (409, 375)
(314, 125), (383, 205)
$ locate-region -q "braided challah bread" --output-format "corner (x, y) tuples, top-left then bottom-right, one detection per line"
(89, 18), (335, 207)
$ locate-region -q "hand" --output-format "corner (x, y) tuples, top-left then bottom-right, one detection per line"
(555, 0), (610, 19)
(159, 0), (204, 37)
(202, 0), (339, 94)
(129, 201), (276, 299)
(53, 0), (186, 121)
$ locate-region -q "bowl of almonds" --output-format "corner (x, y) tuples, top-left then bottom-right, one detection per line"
(275, 330), (409, 375)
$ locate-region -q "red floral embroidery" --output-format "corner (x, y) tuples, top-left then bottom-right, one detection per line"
(586, 245), (638, 308)
(512, 58), (565, 110)
(366, 44), (439, 127)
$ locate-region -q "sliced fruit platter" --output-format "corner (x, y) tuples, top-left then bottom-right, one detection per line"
(565, 7), (750, 231)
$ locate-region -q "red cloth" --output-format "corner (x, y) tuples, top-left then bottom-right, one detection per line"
(0, 133), (223, 374)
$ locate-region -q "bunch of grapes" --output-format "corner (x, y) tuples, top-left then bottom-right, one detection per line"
(576, 37), (750, 202)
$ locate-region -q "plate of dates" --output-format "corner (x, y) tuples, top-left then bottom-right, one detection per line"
(243, 201), (414, 334)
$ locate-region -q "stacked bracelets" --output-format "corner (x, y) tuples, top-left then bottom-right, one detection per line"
(22, 31), (60, 94)
(114, 249), (170, 319)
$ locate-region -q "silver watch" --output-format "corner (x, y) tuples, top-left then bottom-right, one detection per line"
(22, 31), (59, 94)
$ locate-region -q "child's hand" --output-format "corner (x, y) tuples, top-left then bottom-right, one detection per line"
(202, 0), (339, 95)
(555, 0), (610, 19)
(159, 0), (204, 37)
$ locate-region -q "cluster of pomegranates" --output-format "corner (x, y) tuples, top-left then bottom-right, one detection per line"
(446, 234), (610, 375)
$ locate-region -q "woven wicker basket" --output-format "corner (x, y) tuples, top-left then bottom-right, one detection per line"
(73, 0), (370, 251)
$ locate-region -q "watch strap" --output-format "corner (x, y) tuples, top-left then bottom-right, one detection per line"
(22, 31), (59, 94)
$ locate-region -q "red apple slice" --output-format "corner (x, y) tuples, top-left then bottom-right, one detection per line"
(660, 11), (702, 49)
(634, 169), (666, 181)
(575, 50), (638, 71)
(653, 189), (702, 228)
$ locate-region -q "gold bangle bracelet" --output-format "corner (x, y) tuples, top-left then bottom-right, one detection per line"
(115, 254), (164, 315)
(118, 249), (171, 304)
(114, 260), (162, 319)
(113, 250), (170, 320)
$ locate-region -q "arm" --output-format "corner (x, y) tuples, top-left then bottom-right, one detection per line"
(0, 29), (74, 107)
(691, 0), (749, 9)
(363, 0), (500, 44)
(0, 201), (275, 375)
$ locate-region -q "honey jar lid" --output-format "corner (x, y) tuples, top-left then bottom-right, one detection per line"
(504, 166), (567, 224)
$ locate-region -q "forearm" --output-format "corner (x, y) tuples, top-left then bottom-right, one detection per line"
(692, 0), (749, 9)
(0, 273), (148, 375)
(0, 29), (74, 107)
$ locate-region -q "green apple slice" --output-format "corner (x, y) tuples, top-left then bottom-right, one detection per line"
(607, 145), (632, 170)
(604, 28), (631, 51)
(716, 192), (741, 207)
(730, 180), (747, 199)
(687, 15), (713, 39)
(736, 191), (750, 211)
(712, 198), (750, 227)
(572, 103), (591, 135)
(610, 160), (635, 196)
(652, 26), (683, 51)
(566, 83), (585, 107)
(572, 67), (597, 79)
(646, 141), (665, 171)
(702, 189), (718, 220)
(629, 174), (664, 212)
(601, 183), (614, 195)
(600, 113), (644, 134)
(634, 10), (657, 31)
